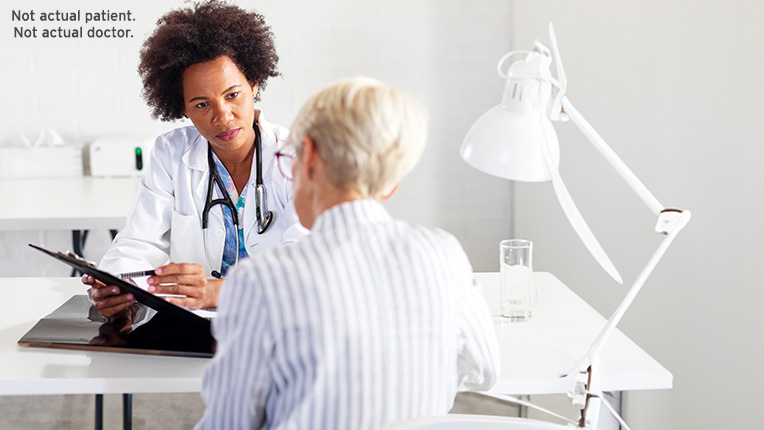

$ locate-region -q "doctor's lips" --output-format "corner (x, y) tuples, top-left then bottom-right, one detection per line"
(216, 128), (241, 141)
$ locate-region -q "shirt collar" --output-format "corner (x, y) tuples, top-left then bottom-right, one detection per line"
(311, 199), (391, 233)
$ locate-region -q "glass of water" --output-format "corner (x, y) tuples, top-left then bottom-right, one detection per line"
(500, 239), (533, 321)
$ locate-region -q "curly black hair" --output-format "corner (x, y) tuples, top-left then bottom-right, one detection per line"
(138, 0), (280, 121)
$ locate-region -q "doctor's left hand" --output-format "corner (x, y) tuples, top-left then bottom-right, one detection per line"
(146, 263), (222, 310)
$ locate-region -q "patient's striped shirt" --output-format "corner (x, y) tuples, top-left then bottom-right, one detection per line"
(196, 199), (500, 430)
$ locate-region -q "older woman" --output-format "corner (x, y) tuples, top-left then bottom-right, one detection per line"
(196, 77), (500, 429)
(83, 1), (304, 316)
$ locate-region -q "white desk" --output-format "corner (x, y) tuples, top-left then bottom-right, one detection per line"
(0, 177), (140, 231)
(0, 273), (670, 397)
(476, 272), (671, 395)
(0, 277), (208, 395)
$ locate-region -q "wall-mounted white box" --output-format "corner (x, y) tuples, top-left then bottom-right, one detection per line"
(88, 136), (154, 177)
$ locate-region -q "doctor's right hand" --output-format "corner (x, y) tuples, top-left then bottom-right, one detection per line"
(145, 263), (221, 310)
(82, 274), (137, 318)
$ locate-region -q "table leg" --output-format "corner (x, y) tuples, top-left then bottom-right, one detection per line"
(597, 391), (622, 430)
(123, 393), (133, 430)
(517, 394), (529, 417)
(70, 230), (90, 277)
(69, 229), (118, 277)
(95, 394), (103, 430)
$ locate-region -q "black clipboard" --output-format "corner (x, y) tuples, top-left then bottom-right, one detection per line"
(18, 295), (214, 358)
(29, 244), (210, 330)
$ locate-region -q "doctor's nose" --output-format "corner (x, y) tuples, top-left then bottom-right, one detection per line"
(212, 104), (234, 125)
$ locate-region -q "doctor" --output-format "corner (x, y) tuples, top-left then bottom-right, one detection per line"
(83, 1), (304, 317)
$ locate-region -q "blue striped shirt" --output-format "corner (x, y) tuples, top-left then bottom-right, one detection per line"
(196, 199), (500, 430)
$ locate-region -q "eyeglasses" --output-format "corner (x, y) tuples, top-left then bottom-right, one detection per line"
(275, 150), (295, 181)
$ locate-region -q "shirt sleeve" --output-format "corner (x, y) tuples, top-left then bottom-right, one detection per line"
(456, 276), (501, 391)
(442, 233), (500, 391)
(196, 265), (273, 430)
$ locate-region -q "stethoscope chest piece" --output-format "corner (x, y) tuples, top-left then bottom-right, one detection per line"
(258, 212), (273, 234)
(255, 183), (273, 234)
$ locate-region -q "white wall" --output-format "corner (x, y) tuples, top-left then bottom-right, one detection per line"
(0, 0), (514, 276)
(511, 1), (764, 429)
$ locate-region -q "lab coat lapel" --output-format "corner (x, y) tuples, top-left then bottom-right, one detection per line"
(184, 134), (225, 272)
(243, 178), (259, 250)
(184, 134), (209, 202)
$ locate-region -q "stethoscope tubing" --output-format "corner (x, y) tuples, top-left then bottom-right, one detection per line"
(202, 145), (239, 229)
(201, 122), (272, 278)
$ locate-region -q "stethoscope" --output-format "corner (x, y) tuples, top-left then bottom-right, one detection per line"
(202, 123), (273, 278)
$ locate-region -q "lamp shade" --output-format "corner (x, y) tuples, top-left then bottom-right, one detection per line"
(460, 105), (560, 182)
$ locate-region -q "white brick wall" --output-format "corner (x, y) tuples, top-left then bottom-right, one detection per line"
(0, 0), (514, 276)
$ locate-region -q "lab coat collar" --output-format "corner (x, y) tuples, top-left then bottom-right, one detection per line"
(183, 130), (209, 216)
(181, 128), (208, 172)
(254, 110), (278, 149)
(311, 199), (391, 233)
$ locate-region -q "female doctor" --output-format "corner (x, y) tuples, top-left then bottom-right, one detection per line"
(83, 1), (304, 317)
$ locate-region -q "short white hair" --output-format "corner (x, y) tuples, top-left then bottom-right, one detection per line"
(286, 77), (428, 199)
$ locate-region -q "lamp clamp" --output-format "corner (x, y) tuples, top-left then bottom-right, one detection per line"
(656, 208), (687, 235)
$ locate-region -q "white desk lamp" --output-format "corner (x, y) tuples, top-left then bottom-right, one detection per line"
(460, 24), (691, 429)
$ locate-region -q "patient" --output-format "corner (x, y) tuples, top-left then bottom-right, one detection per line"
(196, 77), (500, 429)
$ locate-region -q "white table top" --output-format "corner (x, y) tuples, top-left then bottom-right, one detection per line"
(0, 177), (140, 231)
(0, 274), (671, 396)
(0, 277), (209, 395)
(475, 272), (672, 395)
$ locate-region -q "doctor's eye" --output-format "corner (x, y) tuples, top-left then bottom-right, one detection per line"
(194, 101), (209, 109)
(227, 92), (240, 99)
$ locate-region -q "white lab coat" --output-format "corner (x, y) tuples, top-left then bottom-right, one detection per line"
(100, 113), (306, 276)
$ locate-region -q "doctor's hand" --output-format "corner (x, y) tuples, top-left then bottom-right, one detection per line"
(146, 263), (222, 310)
(82, 274), (137, 318)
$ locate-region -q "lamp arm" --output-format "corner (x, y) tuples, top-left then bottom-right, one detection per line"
(561, 96), (664, 216)
(547, 23), (567, 120)
(573, 209), (691, 376)
(568, 209), (690, 429)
